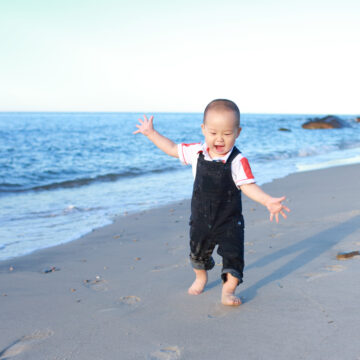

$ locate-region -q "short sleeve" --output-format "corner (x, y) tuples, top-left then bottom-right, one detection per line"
(232, 154), (256, 186)
(178, 143), (202, 165)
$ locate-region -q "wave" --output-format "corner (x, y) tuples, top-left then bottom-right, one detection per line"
(0, 166), (180, 194)
(251, 141), (360, 163)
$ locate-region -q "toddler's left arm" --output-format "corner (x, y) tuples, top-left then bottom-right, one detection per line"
(240, 183), (290, 223)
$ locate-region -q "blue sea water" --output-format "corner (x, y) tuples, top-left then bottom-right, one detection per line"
(1, 112), (359, 261)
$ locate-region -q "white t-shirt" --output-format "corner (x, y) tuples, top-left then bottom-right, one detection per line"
(177, 142), (255, 187)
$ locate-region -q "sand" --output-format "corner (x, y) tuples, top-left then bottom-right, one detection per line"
(1, 164), (360, 360)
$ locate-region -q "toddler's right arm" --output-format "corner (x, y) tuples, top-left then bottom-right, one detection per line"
(133, 115), (179, 158)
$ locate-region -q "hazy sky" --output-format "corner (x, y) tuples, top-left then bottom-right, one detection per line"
(0, 0), (359, 113)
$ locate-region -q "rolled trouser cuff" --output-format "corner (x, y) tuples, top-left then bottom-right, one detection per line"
(221, 268), (243, 285)
(189, 254), (215, 271)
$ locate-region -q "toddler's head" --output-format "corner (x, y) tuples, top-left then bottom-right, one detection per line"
(201, 99), (241, 158)
(203, 99), (240, 127)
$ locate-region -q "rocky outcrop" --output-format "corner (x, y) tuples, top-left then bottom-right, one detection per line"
(302, 115), (347, 129)
(355, 117), (360, 123)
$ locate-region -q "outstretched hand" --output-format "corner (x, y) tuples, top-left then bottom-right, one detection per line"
(266, 196), (290, 223)
(133, 115), (154, 136)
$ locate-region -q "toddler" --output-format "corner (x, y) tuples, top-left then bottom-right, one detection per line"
(134, 99), (290, 306)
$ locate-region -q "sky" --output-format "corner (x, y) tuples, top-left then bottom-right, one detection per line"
(0, 0), (359, 113)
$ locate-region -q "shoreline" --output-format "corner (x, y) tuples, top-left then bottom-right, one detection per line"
(2, 157), (360, 264)
(2, 110), (360, 263)
(1, 163), (360, 359)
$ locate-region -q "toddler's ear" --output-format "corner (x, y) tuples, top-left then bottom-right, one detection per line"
(201, 123), (206, 135)
(236, 127), (242, 137)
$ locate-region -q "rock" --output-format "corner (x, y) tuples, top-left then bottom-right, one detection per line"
(356, 117), (360, 123)
(118, 295), (141, 305)
(302, 115), (347, 129)
(278, 127), (291, 132)
(42, 266), (60, 274)
(336, 250), (360, 260)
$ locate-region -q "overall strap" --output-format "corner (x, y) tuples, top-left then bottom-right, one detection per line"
(226, 147), (241, 164)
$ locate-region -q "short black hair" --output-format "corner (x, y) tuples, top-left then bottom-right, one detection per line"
(203, 99), (240, 127)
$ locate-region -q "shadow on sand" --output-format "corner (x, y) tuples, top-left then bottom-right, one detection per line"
(240, 215), (360, 302)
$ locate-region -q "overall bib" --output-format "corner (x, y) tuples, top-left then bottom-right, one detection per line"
(189, 147), (245, 284)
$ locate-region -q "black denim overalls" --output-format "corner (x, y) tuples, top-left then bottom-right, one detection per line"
(189, 146), (245, 284)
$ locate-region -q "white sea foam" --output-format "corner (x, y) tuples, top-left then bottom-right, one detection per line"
(297, 154), (360, 172)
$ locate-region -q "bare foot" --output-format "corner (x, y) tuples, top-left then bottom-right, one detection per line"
(188, 269), (207, 295)
(221, 273), (242, 306)
(221, 292), (242, 306)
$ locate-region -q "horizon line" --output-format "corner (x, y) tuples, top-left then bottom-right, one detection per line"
(0, 110), (358, 116)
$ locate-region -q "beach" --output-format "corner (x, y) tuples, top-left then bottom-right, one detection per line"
(1, 163), (360, 360)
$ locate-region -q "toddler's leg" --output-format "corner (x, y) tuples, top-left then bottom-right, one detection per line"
(188, 224), (215, 296)
(222, 273), (242, 306)
(216, 219), (244, 306)
(188, 268), (208, 295)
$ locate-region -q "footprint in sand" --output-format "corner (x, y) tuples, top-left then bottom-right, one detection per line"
(207, 303), (234, 319)
(98, 296), (141, 313)
(167, 245), (185, 255)
(148, 346), (181, 360)
(305, 264), (345, 281)
(269, 232), (283, 239)
(0, 330), (53, 359)
(151, 260), (188, 272)
(151, 264), (180, 272)
(325, 264), (345, 272)
(83, 277), (108, 291)
(305, 272), (328, 281)
(118, 295), (141, 305)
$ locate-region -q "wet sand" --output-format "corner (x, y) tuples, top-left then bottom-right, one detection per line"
(1, 164), (360, 360)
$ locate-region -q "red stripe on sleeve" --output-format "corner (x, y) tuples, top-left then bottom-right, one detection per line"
(240, 157), (254, 180)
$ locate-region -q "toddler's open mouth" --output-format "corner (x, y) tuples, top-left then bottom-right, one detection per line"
(215, 145), (225, 152)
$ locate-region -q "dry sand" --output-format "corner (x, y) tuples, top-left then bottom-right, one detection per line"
(1, 164), (360, 360)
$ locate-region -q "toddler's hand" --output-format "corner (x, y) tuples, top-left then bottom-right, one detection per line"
(133, 115), (154, 136)
(266, 196), (290, 223)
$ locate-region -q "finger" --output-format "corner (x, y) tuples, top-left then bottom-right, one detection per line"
(282, 206), (291, 213)
(270, 213), (274, 222)
(143, 114), (148, 121)
(280, 211), (287, 219)
(149, 115), (154, 122)
(275, 197), (286, 204)
(275, 213), (279, 223)
(133, 124), (142, 134)
(138, 118), (144, 125)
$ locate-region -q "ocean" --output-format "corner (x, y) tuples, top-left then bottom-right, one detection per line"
(1, 112), (359, 261)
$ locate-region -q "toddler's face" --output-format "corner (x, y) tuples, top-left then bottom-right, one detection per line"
(201, 109), (241, 158)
